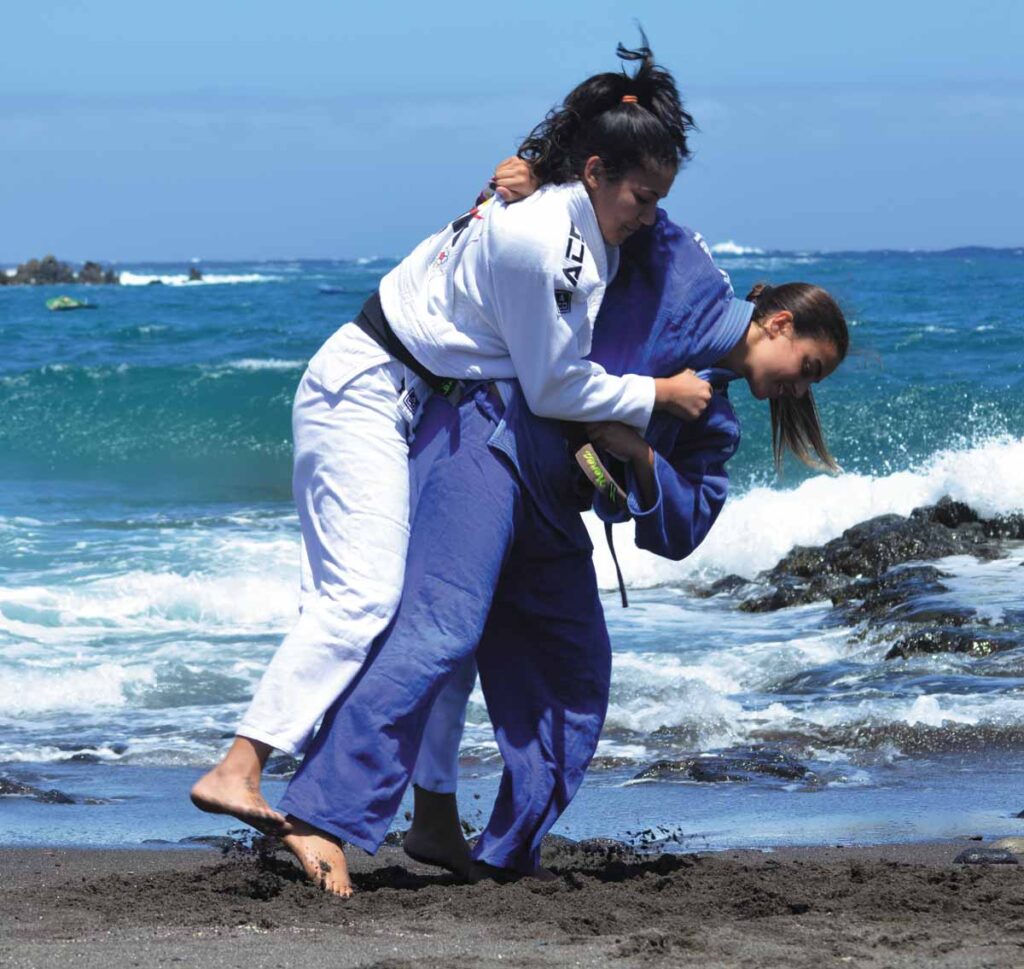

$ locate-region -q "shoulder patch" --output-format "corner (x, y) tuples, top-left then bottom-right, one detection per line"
(554, 288), (573, 314)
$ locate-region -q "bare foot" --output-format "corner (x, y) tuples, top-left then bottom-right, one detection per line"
(190, 737), (292, 835)
(403, 787), (474, 879)
(282, 817), (353, 896)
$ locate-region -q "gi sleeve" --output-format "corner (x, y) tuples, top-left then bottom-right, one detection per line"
(594, 393), (740, 560)
(483, 214), (656, 431)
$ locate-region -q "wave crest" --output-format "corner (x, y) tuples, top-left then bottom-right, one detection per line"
(589, 434), (1024, 589)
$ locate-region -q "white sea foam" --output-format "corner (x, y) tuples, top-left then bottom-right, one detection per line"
(119, 271), (279, 286)
(711, 240), (765, 256)
(212, 358), (306, 373)
(0, 663), (152, 715)
(588, 434), (1024, 589)
(0, 569), (297, 647)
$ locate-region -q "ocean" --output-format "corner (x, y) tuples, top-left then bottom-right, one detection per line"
(2, 246), (1023, 852)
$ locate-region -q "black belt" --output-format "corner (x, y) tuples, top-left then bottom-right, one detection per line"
(354, 291), (461, 400)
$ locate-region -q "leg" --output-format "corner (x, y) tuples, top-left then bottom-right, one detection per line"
(473, 544), (611, 875)
(277, 390), (521, 865)
(404, 658), (478, 875)
(191, 359), (410, 833)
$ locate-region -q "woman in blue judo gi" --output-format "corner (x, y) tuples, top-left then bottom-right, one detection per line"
(272, 209), (850, 894)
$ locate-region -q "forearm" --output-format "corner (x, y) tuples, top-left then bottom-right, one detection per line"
(629, 445), (657, 511)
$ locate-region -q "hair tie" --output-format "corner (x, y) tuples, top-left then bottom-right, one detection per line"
(620, 94), (639, 104)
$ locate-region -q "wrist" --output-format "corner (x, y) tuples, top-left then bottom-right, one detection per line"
(652, 378), (667, 408)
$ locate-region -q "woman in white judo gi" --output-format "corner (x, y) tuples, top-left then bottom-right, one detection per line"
(191, 37), (711, 832)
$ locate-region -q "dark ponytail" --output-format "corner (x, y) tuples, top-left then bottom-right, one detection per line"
(745, 282), (849, 473)
(518, 30), (695, 186)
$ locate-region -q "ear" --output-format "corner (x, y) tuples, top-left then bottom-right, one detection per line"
(763, 310), (794, 338)
(582, 155), (604, 190)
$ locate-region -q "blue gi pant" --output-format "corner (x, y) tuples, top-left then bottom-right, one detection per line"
(278, 383), (612, 873)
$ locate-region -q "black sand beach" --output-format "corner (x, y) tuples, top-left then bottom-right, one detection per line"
(3, 839), (1023, 968)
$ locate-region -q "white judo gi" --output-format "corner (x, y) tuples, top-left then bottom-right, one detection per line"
(238, 181), (658, 774)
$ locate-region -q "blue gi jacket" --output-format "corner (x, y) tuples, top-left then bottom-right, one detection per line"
(589, 211), (749, 557)
(424, 212), (750, 564)
(589, 212), (751, 560)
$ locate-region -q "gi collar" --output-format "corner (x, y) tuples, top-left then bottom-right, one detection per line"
(564, 181), (612, 280)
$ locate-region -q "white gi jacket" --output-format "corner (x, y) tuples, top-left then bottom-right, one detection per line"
(238, 181), (655, 760)
(379, 181), (656, 430)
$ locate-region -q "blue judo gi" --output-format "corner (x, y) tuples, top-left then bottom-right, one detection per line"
(278, 213), (751, 873)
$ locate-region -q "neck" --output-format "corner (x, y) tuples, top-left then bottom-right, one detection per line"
(715, 322), (754, 378)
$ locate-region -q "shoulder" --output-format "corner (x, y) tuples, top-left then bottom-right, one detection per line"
(625, 213), (736, 296)
(485, 184), (576, 270)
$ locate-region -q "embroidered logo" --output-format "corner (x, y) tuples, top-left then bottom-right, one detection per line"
(398, 385), (421, 424)
(563, 222), (585, 288)
(554, 288), (573, 314)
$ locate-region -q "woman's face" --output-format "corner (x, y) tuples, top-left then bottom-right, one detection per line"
(744, 313), (842, 401)
(583, 158), (675, 246)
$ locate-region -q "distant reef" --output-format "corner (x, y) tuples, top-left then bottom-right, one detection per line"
(0, 254), (119, 286)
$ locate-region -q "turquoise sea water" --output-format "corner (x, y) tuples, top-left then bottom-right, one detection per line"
(2, 247), (1023, 849)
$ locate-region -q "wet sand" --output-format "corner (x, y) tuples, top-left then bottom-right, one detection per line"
(2, 839), (1023, 968)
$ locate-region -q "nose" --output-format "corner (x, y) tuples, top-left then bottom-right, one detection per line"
(793, 380), (811, 399)
(639, 204), (657, 227)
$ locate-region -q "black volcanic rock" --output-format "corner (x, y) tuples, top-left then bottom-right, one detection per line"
(831, 565), (952, 616)
(983, 513), (1024, 540)
(633, 748), (810, 784)
(77, 261), (106, 284)
(954, 847), (1019, 865)
(5, 255), (119, 285)
(694, 574), (750, 598)
(0, 775), (75, 803)
(78, 260), (119, 284)
(911, 496), (980, 529)
(13, 254), (76, 285)
(264, 754), (300, 776)
(739, 500), (1004, 614)
(885, 629), (1017, 660)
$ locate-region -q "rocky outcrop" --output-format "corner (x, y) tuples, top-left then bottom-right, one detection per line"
(0, 775), (75, 804)
(77, 260), (119, 285)
(954, 847), (1019, 865)
(884, 628), (1018, 660)
(696, 496), (1023, 664)
(740, 508), (1002, 615)
(633, 747), (811, 784)
(3, 254), (119, 285)
(738, 497), (1019, 615)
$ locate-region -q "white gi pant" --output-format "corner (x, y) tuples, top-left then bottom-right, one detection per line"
(237, 321), (472, 792)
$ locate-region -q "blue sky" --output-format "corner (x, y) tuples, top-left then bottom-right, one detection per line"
(3, 1), (1022, 260)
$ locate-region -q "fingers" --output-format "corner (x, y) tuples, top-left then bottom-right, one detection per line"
(490, 156), (536, 203)
(494, 155), (521, 176)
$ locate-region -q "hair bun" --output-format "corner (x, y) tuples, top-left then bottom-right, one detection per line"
(746, 282), (772, 303)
